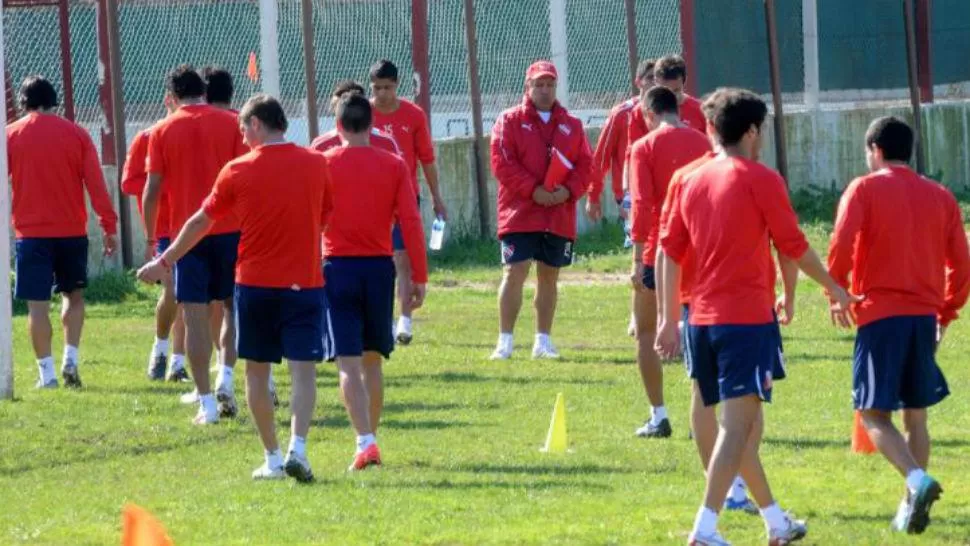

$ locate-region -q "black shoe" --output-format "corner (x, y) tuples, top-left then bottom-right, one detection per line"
(216, 389), (238, 419)
(636, 418), (672, 438)
(148, 354), (167, 381)
(166, 366), (190, 383)
(396, 332), (412, 346)
(283, 452), (315, 483)
(62, 363), (83, 389)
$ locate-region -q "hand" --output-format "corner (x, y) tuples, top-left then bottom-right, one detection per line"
(409, 283), (427, 310)
(551, 187), (570, 205)
(775, 294), (795, 325)
(829, 286), (864, 328)
(630, 261), (645, 292)
(654, 319), (681, 359)
(585, 200), (602, 222)
(432, 195), (449, 222)
(532, 187), (555, 207)
(103, 234), (118, 258)
(136, 258), (171, 285)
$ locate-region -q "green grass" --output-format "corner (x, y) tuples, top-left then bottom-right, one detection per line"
(1, 226), (969, 545)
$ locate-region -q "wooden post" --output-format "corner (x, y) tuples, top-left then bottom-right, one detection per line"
(765, 0), (789, 184)
(300, 0), (319, 141)
(57, 0), (75, 121)
(411, 0), (432, 121)
(105, 0), (132, 267)
(624, 0), (639, 96)
(679, 0), (697, 97)
(904, 0), (927, 172)
(463, 0), (489, 237)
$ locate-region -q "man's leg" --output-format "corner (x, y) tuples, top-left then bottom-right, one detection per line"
(27, 301), (55, 386)
(245, 361), (284, 478)
(60, 289), (84, 387)
(209, 302), (222, 360)
(691, 383), (718, 470)
(149, 278), (178, 380)
(533, 262), (561, 358)
(492, 260), (531, 359)
(393, 250), (414, 343)
(634, 285), (667, 437)
(861, 410), (922, 478)
(284, 360), (317, 481)
(183, 302), (218, 422)
(340, 355), (382, 470)
(902, 409), (930, 469)
(362, 352), (384, 433)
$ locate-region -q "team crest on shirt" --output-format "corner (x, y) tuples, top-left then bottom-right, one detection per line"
(558, 124), (571, 136)
(763, 369), (773, 391)
(502, 243), (515, 262)
(382, 124), (395, 135)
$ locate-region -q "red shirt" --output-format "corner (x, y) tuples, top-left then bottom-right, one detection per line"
(628, 94), (706, 145)
(828, 165), (970, 327)
(660, 152), (716, 304)
(629, 124), (711, 265)
(661, 156), (809, 325)
(322, 146), (429, 283)
(121, 127), (170, 238)
(6, 112), (118, 238)
(309, 127), (401, 156)
(202, 143), (331, 289)
(148, 104), (248, 236)
(588, 97), (637, 205)
(370, 99), (435, 194)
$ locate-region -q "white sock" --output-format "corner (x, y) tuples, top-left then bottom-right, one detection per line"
(63, 345), (78, 365)
(289, 435), (307, 457)
(356, 433), (376, 452)
(535, 332), (551, 346)
(650, 406), (668, 425)
(171, 354), (185, 371)
(761, 503), (789, 531)
(692, 506), (718, 537)
(37, 357), (55, 383)
(199, 393), (217, 415)
(728, 476), (748, 502)
(397, 316), (412, 331)
(152, 337), (169, 357)
(265, 448), (284, 470)
(906, 468), (927, 494)
(498, 332), (513, 348)
(216, 365), (234, 391)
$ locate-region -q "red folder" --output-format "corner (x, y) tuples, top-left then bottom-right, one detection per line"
(543, 147), (574, 191)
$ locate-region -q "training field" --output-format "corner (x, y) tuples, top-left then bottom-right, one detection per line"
(0, 224), (968, 546)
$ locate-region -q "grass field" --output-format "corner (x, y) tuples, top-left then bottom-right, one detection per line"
(1, 222), (969, 545)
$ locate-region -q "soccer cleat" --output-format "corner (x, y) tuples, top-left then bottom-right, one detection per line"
(531, 340), (561, 359)
(688, 531), (731, 546)
(283, 452), (315, 483)
(905, 475), (942, 534)
(61, 363), (82, 389)
(636, 418), (672, 438)
(192, 406), (219, 425)
(35, 377), (58, 389)
(166, 367), (190, 383)
(348, 443), (382, 472)
(216, 387), (238, 419)
(251, 462), (285, 480)
(489, 345), (513, 360)
(892, 495), (911, 532)
(147, 354), (167, 381)
(768, 516), (808, 546)
(395, 318), (413, 346)
(723, 497), (760, 515)
(179, 389), (199, 405)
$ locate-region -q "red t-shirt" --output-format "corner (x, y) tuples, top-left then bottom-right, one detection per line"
(121, 127), (171, 238)
(202, 143), (331, 289)
(148, 104), (248, 235)
(6, 112), (118, 238)
(370, 99), (435, 194)
(828, 165), (970, 327)
(588, 97), (637, 205)
(322, 146), (428, 283)
(661, 156), (809, 325)
(659, 152), (716, 304)
(309, 128), (401, 155)
(627, 93), (706, 145)
(628, 124), (712, 266)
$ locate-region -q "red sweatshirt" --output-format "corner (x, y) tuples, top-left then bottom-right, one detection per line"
(121, 127), (171, 238)
(309, 127), (401, 156)
(588, 97), (637, 205)
(371, 98), (435, 195)
(7, 112), (118, 238)
(628, 94), (706, 145)
(828, 165), (970, 327)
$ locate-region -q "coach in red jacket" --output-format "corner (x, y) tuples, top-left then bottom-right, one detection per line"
(488, 60), (592, 361)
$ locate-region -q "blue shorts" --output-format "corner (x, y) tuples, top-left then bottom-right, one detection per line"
(391, 196), (421, 251)
(682, 306), (787, 384)
(235, 284), (325, 363)
(853, 315), (949, 411)
(174, 232), (240, 304)
(641, 264), (656, 291)
(156, 236), (171, 255)
(686, 321), (780, 407)
(323, 257), (396, 359)
(14, 237), (88, 300)
(500, 232), (574, 268)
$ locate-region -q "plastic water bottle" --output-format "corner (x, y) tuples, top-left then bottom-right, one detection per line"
(621, 193), (633, 249)
(429, 217), (446, 251)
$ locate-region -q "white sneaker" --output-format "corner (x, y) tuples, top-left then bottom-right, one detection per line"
(192, 405), (219, 425)
(892, 494), (911, 532)
(251, 462), (285, 480)
(215, 385), (238, 418)
(179, 389), (199, 405)
(768, 516), (807, 545)
(532, 339), (561, 359)
(489, 344), (513, 360)
(689, 530), (731, 546)
(395, 317), (413, 346)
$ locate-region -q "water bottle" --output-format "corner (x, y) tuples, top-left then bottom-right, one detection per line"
(429, 216), (446, 251)
(621, 193), (633, 248)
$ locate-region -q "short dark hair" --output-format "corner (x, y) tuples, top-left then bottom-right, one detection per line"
(201, 66), (234, 105)
(709, 88), (767, 146)
(166, 64), (205, 100)
(655, 54), (688, 83)
(18, 76), (58, 111)
(369, 59), (399, 82)
(635, 59), (656, 83)
(644, 86), (679, 116)
(865, 116), (913, 162)
(239, 94), (288, 133)
(332, 79), (365, 99)
(700, 88), (727, 122)
(336, 93), (372, 134)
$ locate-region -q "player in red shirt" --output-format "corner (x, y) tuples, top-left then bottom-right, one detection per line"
(369, 59), (443, 346)
(827, 117), (970, 534)
(143, 65), (248, 424)
(658, 89), (857, 545)
(139, 95), (330, 482)
(322, 94), (428, 471)
(7, 76), (118, 389)
(627, 54), (706, 146)
(627, 86), (711, 439)
(310, 80), (400, 155)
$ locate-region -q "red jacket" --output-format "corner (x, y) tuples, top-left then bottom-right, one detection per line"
(490, 97), (592, 240)
(588, 97), (637, 205)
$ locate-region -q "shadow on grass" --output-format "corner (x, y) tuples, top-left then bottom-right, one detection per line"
(450, 463), (635, 476)
(365, 478), (612, 491)
(385, 371), (618, 387)
(290, 416), (478, 430)
(765, 436), (970, 450)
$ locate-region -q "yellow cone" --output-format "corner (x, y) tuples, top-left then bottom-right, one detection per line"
(540, 392), (568, 453)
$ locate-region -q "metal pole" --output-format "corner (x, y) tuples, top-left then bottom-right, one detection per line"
(548, 0), (569, 107)
(258, 0), (281, 98)
(679, 0), (697, 98)
(463, 0), (489, 238)
(96, 0), (115, 164)
(764, 0), (789, 184)
(802, 0), (819, 109)
(915, 0), (933, 103)
(624, 0), (639, 96)
(300, 0), (319, 141)
(105, 0), (132, 268)
(0, 4), (14, 401)
(57, 0), (75, 121)
(411, 0), (432, 120)
(904, 0), (926, 173)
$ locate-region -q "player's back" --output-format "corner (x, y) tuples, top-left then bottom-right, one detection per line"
(323, 146), (412, 257)
(644, 124), (712, 203)
(310, 128), (400, 155)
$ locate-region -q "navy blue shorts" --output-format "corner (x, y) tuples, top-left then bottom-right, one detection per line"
(500, 232), (574, 268)
(391, 196), (421, 251)
(156, 236), (171, 256)
(682, 306), (787, 385)
(686, 321), (780, 407)
(174, 232), (239, 304)
(14, 237), (88, 300)
(641, 264), (656, 291)
(853, 315), (949, 411)
(235, 284), (325, 364)
(323, 257), (396, 359)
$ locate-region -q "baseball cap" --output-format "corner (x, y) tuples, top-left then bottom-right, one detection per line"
(526, 60), (558, 81)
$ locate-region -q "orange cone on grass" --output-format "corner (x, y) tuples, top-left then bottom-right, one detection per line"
(851, 411), (877, 454)
(122, 504), (174, 546)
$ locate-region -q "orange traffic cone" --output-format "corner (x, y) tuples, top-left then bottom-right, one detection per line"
(122, 504), (174, 546)
(851, 411), (877, 454)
